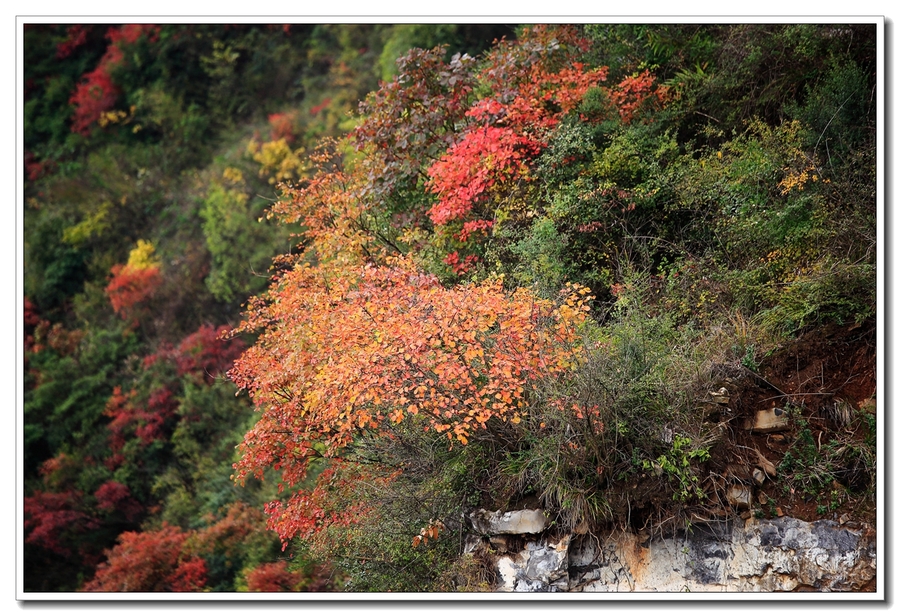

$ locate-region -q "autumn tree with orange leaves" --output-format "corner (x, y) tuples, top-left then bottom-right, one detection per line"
(229, 257), (590, 545)
(226, 26), (636, 571)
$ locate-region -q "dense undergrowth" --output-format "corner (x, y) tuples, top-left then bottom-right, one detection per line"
(23, 23), (877, 592)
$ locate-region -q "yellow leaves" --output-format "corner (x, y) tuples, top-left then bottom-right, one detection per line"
(62, 201), (113, 246)
(97, 105), (135, 128)
(778, 161), (821, 195)
(126, 239), (161, 270)
(222, 166), (245, 185)
(247, 137), (310, 185)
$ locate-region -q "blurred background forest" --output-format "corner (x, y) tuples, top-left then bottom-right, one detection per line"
(21, 22), (877, 592)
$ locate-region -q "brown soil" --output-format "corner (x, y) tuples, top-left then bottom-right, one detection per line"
(703, 318), (877, 528)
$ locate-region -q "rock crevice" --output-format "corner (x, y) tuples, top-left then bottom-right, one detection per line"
(464, 509), (876, 592)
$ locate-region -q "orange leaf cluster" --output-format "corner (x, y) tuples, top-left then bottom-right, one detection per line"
(267, 139), (379, 267)
(105, 263), (161, 319)
(229, 257), (589, 492)
(229, 27), (612, 548)
(412, 519), (446, 548)
(608, 69), (671, 124)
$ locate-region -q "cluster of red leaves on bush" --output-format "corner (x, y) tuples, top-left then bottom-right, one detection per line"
(25, 151), (55, 182)
(245, 561), (305, 592)
(56, 25), (90, 59)
(105, 263), (162, 319)
(69, 24), (159, 135)
(261, 464), (381, 547)
(94, 480), (143, 522)
(424, 26), (608, 268)
(443, 250), (482, 276)
(140, 324), (246, 382)
(268, 112), (297, 143)
(24, 490), (95, 556)
(82, 523), (207, 592)
(103, 384), (177, 463)
(427, 125), (542, 227)
(353, 47), (477, 201)
(608, 69), (672, 124)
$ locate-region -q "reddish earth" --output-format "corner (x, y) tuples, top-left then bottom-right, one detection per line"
(707, 318), (877, 528)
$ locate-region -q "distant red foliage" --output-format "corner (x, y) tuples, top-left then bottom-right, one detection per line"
(106, 24), (159, 47)
(608, 70), (671, 124)
(94, 480), (143, 522)
(189, 502), (274, 584)
(24, 296), (40, 326)
(104, 384), (176, 456)
(309, 98), (331, 116)
(24, 296), (40, 351)
(56, 25), (89, 59)
(24, 490), (93, 556)
(104, 386), (136, 460)
(25, 151), (55, 181)
(137, 387), (178, 443)
(245, 561), (304, 591)
(268, 112), (297, 143)
(105, 263), (161, 318)
(69, 24), (159, 136)
(174, 324), (246, 382)
(69, 59), (121, 136)
(142, 324), (246, 383)
(82, 523), (207, 592)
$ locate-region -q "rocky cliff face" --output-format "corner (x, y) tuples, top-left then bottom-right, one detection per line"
(464, 509), (876, 592)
